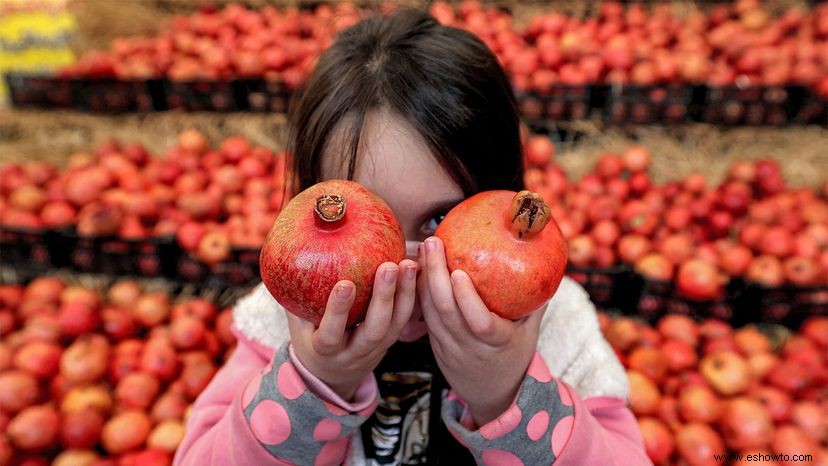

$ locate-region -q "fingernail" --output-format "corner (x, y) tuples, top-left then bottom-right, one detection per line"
(405, 264), (416, 280)
(384, 267), (397, 284)
(337, 283), (353, 299)
(425, 238), (436, 253)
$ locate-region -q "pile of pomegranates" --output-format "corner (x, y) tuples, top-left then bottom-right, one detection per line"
(60, 0), (828, 98)
(600, 312), (828, 466)
(0, 130), (286, 271)
(0, 276), (237, 466)
(521, 134), (827, 320)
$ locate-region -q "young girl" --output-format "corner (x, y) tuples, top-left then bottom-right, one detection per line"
(175, 9), (649, 466)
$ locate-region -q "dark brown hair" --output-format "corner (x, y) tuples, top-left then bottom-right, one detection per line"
(287, 8), (525, 197)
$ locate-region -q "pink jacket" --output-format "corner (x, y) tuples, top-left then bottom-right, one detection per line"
(174, 278), (651, 465)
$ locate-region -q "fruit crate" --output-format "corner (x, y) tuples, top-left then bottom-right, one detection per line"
(701, 85), (797, 125)
(630, 274), (747, 325)
(739, 281), (828, 328)
(177, 247), (261, 287)
(565, 264), (637, 311)
(239, 78), (293, 113)
(516, 84), (593, 126)
(602, 83), (698, 125)
(60, 230), (178, 278)
(789, 87), (828, 125)
(74, 78), (162, 113)
(4, 73), (75, 109)
(0, 226), (68, 272)
(164, 79), (244, 112)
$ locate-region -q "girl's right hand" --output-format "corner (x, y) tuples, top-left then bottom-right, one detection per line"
(286, 259), (419, 400)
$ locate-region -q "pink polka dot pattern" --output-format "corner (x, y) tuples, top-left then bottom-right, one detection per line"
(314, 438), (349, 466)
(312, 419), (342, 441)
(242, 372), (263, 409)
(480, 404), (522, 440)
(557, 380), (573, 407)
(276, 362), (307, 400)
(250, 400), (291, 445)
(526, 410), (550, 441)
(551, 415), (574, 456)
(526, 353), (552, 383)
(481, 449), (524, 466)
(323, 400), (348, 416)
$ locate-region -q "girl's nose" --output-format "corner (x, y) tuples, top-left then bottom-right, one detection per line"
(406, 241), (422, 261)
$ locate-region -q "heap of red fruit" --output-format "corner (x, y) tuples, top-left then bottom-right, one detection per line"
(601, 312), (828, 466)
(61, 1), (828, 98)
(521, 135), (828, 307)
(0, 277), (238, 466)
(0, 130), (286, 268)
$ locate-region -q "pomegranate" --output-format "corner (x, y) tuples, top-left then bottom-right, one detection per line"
(678, 386), (722, 424)
(0, 370), (40, 414)
(101, 410), (152, 454)
(700, 351), (752, 396)
(627, 370), (661, 416)
(60, 408), (105, 449)
(676, 260), (722, 301)
(7, 405), (59, 451)
(261, 180), (405, 326)
(720, 397), (774, 450)
(637, 417), (674, 465)
(675, 423), (726, 466)
(436, 190), (567, 319)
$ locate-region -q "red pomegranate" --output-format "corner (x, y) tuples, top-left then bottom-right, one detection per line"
(436, 190), (567, 319)
(260, 180), (405, 327)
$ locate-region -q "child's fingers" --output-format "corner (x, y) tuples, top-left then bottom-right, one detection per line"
(450, 269), (512, 347)
(353, 263), (398, 354)
(422, 237), (469, 338)
(387, 260), (418, 337)
(312, 280), (354, 356)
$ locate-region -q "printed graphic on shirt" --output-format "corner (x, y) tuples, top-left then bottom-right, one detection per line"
(365, 371), (432, 466)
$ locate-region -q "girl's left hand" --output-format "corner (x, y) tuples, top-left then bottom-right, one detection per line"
(417, 236), (546, 427)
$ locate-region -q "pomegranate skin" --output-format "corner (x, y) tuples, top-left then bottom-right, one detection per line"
(435, 190), (568, 319)
(260, 180), (405, 327)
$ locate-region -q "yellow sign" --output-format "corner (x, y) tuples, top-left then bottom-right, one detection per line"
(0, 0), (76, 103)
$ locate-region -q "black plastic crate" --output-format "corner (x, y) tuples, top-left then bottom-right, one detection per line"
(5, 73), (74, 109)
(178, 247), (261, 287)
(239, 78), (293, 113)
(0, 226), (65, 272)
(603, 83), (695, 125)
(61, 230), (177, 278)
(516, 84), (593, 124)
(702, 85), (797, 125)
(630, 274), (746, 325)
(566, 264), (636, 311)
(164, 79), (243, 112)
(74, 78), (161, 113)
(789, 87), (828, 125)
(739, 281), (828, 328)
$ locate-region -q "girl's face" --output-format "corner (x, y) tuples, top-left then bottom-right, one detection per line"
(320, 108), (465, 340)
(320, 108), (465, 242)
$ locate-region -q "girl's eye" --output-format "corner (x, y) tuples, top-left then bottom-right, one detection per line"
(420, 213), (447, 236)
